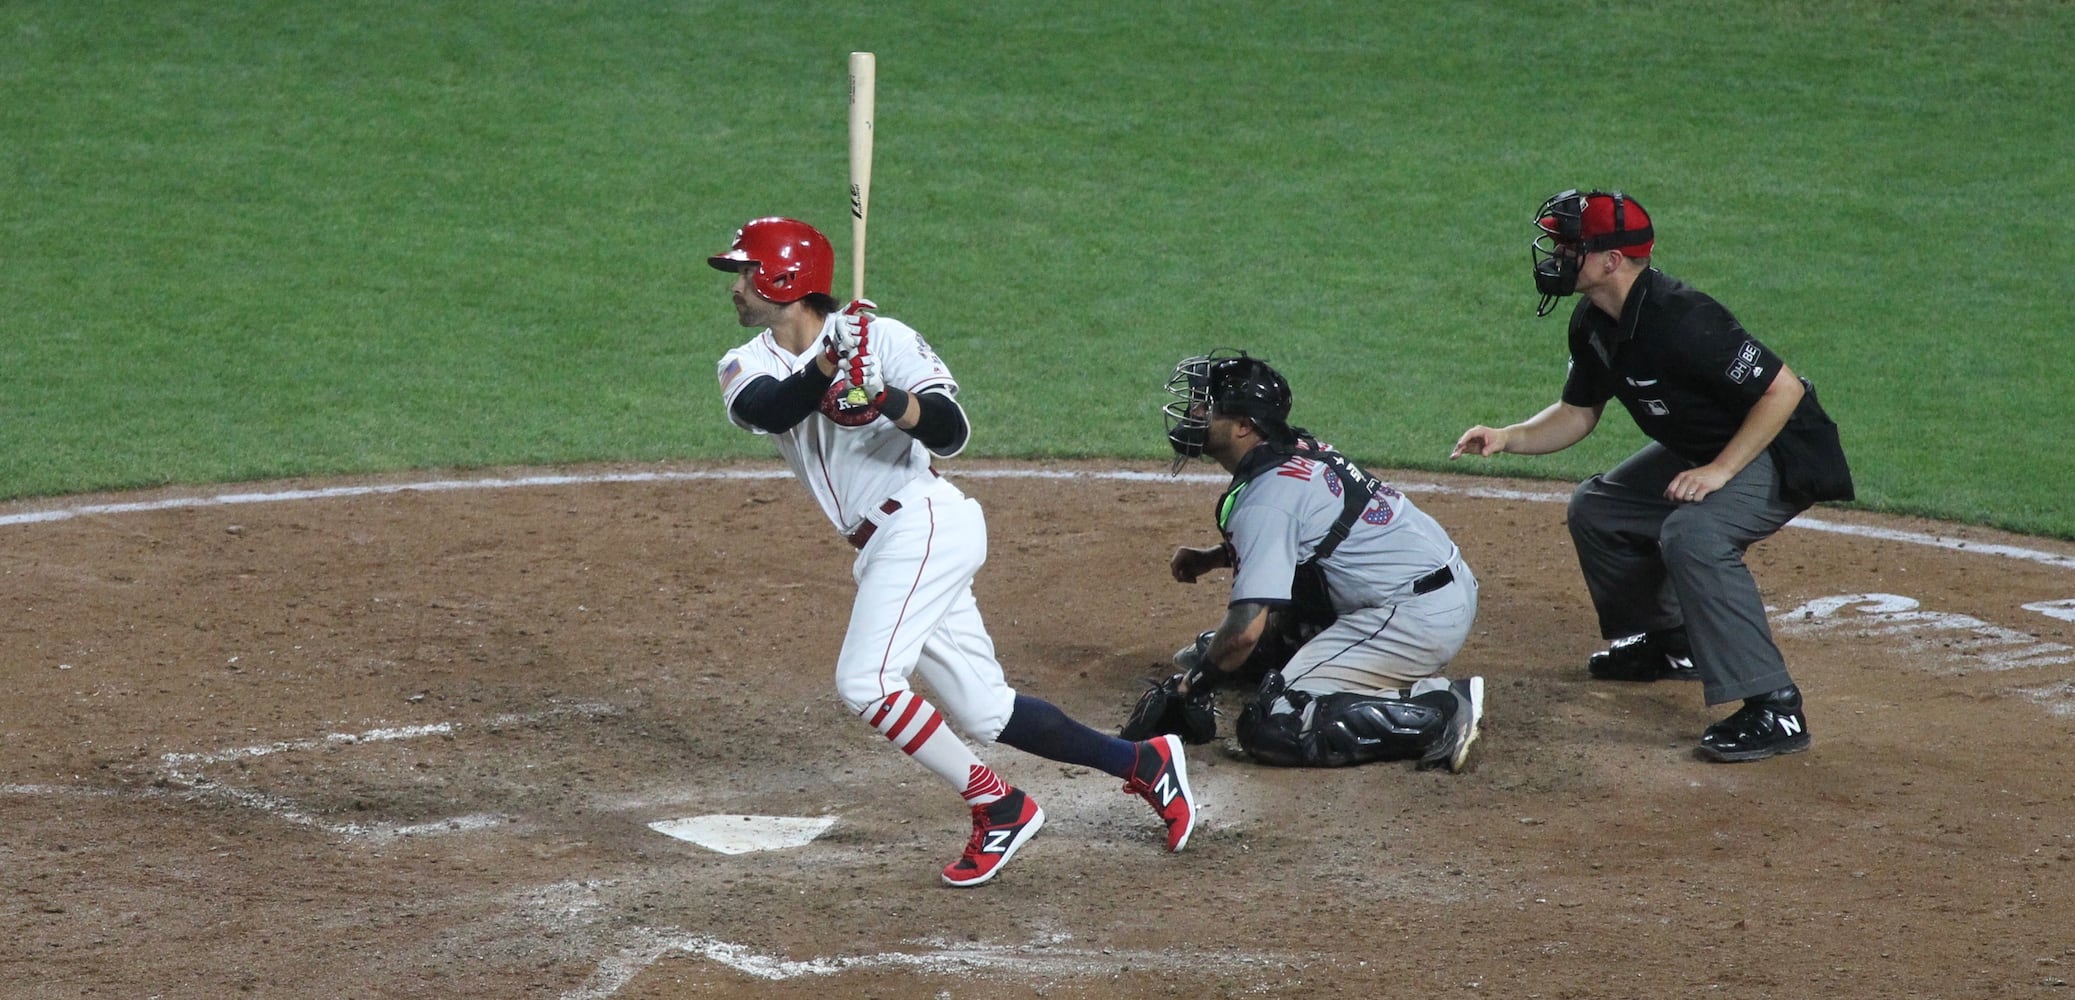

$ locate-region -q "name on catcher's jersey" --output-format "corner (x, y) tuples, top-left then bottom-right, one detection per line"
(1225, 451), (1460, 612)
(716, 314), (956, 535)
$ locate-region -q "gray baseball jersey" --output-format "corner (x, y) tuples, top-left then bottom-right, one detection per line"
(1224, 445), (1477, 693)
(1226, 448), (1458, 612)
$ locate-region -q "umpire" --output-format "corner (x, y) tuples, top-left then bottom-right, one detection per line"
(1453, 189), (1853, 763)
(1127, 351), (1484, 772)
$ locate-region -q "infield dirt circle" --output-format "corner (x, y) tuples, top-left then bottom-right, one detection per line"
(5, 460), (2073, 999)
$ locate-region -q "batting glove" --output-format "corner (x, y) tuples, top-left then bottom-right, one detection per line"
(846, 342), (885, 401)
(820, 314), (863, 368)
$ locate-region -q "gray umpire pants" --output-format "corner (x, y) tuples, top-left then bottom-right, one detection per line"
(1567, 442), (1806, 706)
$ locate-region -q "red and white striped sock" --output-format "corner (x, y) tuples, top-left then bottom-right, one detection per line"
(864, 691), (1004, 805)
(959, 764), (1008, 807)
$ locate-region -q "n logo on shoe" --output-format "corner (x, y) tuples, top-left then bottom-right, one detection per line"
(1778, 716), (1804, 737)
(1153, 774), (1180, 808)
(983, 829), (1015, 854)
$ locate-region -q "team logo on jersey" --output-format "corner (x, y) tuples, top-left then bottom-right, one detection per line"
(1726, 342), (1762, 384)
(913, 334), (947, 371)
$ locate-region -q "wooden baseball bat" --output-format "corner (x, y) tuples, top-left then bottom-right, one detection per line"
(848, 51), (875, 304)
(841, 51), (876, 407)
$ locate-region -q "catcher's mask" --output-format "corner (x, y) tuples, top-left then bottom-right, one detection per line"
(707, 216), (834, 304)
(1530, 189), (1654, 316)
(1163, 351), (1295, 473)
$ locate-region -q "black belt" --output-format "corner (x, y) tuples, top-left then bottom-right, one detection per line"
(846, 499), (903, 550)
(1412, 564), (1454, 595)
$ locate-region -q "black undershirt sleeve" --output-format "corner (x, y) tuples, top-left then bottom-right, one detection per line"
(900, 388), (969, 454)
(730, 366), (836, 434)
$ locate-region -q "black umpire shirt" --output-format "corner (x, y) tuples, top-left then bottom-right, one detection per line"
(1559, 267), (1785, 466)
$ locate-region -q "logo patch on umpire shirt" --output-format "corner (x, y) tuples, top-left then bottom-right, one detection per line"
(1725, 342), (1761, 384)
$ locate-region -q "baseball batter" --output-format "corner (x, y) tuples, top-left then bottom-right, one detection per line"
(706, 217), (1197, 887)
(1131, 351), (1484, 770)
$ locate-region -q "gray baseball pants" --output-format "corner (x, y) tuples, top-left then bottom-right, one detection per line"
(1280, 550), (1479, 695)
(1567, 442), (1807, 705)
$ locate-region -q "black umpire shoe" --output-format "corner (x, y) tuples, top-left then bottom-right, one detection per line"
(1697, 686), (1811, 763)
(1587, 630), (1699, 682)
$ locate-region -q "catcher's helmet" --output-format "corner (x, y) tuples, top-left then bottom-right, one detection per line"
(1530, 190), (1653, 316)
(1164, 351), (1294, 472)
(707, 217), (834, 304)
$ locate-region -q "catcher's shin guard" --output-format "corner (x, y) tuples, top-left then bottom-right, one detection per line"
(1237, 683), (1453, 768)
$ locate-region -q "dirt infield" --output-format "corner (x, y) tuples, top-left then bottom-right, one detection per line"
(5, 461), (2074, 999)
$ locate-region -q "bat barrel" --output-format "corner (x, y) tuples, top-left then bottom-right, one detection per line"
(848, 51), (875, 304)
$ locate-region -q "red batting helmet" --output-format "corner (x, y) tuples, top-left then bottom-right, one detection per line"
(707, 217), (834, 304)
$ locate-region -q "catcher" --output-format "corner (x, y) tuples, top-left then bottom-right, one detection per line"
(1122, 351), (1485, 771)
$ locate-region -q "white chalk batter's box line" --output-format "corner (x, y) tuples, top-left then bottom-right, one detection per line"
(1777, 593), (2075, 715)
(99, 588), (2075, 837)
(152, 701), (619, 842)
(561, 927), (1310, 1000)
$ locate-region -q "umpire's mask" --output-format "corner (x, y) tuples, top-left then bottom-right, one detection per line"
(1531, 189), (1654, 316)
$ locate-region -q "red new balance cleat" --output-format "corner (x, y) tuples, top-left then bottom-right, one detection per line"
(1123, 733), (1197, 852)
(942, 788), (1045, 887)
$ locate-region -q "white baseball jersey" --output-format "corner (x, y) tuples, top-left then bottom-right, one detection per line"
(717, 313), (958, 535)
(714, 311), (1017, 742)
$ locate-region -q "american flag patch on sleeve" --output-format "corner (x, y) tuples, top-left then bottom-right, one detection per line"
(719, 359), (742, 390)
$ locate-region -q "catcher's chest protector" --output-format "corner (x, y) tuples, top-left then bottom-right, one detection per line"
(1217, 443), (1382, 563)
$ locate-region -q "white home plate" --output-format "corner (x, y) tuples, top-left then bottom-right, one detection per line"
(647, 814), (838, 854)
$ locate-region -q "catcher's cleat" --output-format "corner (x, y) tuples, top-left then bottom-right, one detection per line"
(1123, 733), (1197, 852)
(1418, 676), (1485, 774)
(1697, 686), (1810, 763)
(1587, 631), (1699, 682)
(943, 788), (1045, 888)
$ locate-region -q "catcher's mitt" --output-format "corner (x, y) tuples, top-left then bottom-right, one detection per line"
(1118, 673), (1218, 744)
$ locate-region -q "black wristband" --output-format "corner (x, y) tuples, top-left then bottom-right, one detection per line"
(880, 386), (912, 423)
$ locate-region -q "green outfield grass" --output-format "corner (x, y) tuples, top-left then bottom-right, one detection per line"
(3, 2), (2070, 536)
